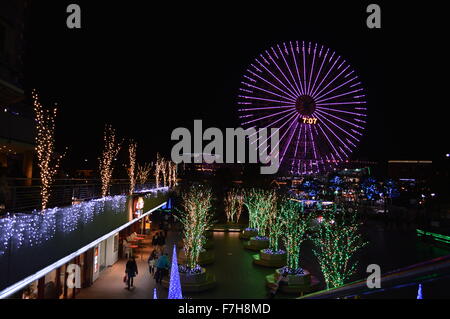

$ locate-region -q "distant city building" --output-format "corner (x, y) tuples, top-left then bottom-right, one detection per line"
(388, 160), (433, 182)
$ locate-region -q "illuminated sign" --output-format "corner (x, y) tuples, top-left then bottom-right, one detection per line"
(302, 117), (318, 124)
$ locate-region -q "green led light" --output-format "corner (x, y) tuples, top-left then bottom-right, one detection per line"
(417, 229), (450, 244)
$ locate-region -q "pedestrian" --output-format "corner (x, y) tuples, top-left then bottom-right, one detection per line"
(160, 232), (166, 246)
(152, 233), (158, 247)
(154, 252), (169, 284)
(148, 254), (156, 274)
(150, 249), (158, 260)
(125, 256), (138, 290)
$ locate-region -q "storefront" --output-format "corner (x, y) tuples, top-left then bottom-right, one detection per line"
(93, 232), (119, 282)
(20, 232), (120, 299)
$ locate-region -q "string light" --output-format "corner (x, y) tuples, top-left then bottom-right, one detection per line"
(136, 163), (152, 186)
(178, 185), (214, 269)
(32, 90), (64, 210)
(311, 206), (368, 289)
(243, 189), (276, 237)
(154, 153), (162, 188)
(168, 161), (178, 187)
(99, 125), (121, 197)
(168, 244), (183, 299)
(127, 141), (137, 195)
(0, 196), (127, 255)
(279, 198), (309, 270)
(155, 154), (177, 188)
(224, 189), (244, 223)
(161, 159), (168, 187)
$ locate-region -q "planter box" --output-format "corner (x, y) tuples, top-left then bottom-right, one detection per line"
(239, 229), (258, 240)
(265, 268), (319, 294)
(253, 250), (287, 268)
(275, 268), (312, 286)
(178, 249), (215, 265)
(162, 268), (217, 292)
(179, 268), (207, 284)
(244, 237), (270, 251)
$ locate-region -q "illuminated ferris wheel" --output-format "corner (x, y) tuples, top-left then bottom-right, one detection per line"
(238, 41), (367, 175)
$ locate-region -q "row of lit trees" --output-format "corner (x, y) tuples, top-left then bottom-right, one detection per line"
(224, 189), (244, 223)
(241, 188), (367, 289)
(32, 92), (176, 210)
(155, 153), (177, 188)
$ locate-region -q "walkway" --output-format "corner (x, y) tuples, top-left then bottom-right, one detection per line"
(77, 229), (180, 299)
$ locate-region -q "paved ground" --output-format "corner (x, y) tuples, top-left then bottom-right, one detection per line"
(76, 219), (450, 299)
(77, 229), (180, 299)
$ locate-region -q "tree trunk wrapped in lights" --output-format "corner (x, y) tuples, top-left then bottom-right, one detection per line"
(243, 188), (276, 233)
(311, 207), (368, 289)
(136, 162), (151, 186)
(169, 161), (178, 187)
(178, 185), (214, 269)
(243, 189), (259, 230)
(99, 125), (121, 197)
(155, 153), (163, 188)
(279, 198), (309, 270)
(253, 189), (277, 237)
(162, 160), (168, 187)
(127, 141), (137, 195)
(267, 198), (283, 252)
(32, 91), (64, 210)
(224, 189), (244, 223)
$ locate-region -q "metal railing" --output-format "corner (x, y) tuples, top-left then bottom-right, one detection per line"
(300, 254), (450, 299)
(2, 178), (156, 214)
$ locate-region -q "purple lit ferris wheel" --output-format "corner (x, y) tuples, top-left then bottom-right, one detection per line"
(238, 41), (367, 175)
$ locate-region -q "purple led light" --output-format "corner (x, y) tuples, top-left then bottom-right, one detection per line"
(237, 41), (368, 174)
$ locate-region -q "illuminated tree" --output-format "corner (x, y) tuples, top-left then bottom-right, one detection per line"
(361, 177), (379, 201)
(168, 161), (178, 187)
(280, 199), (309, 270)
(178, 185), (214, 269)
(243, 189), (276, 233)
(32, 90), (64, 210)
(253, 189), (277, 237)
(127, 141), (137, 195)
(168, 244), (183, 299)
(99, 125), (121, 197)
(311, 207), (368, 289)
(136, 162), (152, 186)
(161, 159), (168, 187)
(267, 198), (284, 252)
(243, 189), (259, 230)
(224, 189), (244, 223)
(155, 153), (163, 188)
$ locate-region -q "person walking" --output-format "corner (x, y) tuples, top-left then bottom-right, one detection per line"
(154, 253), (169, 284)
(148, 251), (157, 275)
(125, 256), (138, 290)
(152, 233), (159, 247)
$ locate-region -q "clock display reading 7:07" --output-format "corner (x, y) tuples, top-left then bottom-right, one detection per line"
(302, 117), (318, 124)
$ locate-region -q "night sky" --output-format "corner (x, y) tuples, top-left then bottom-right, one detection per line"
(23, 2), (447, 170)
